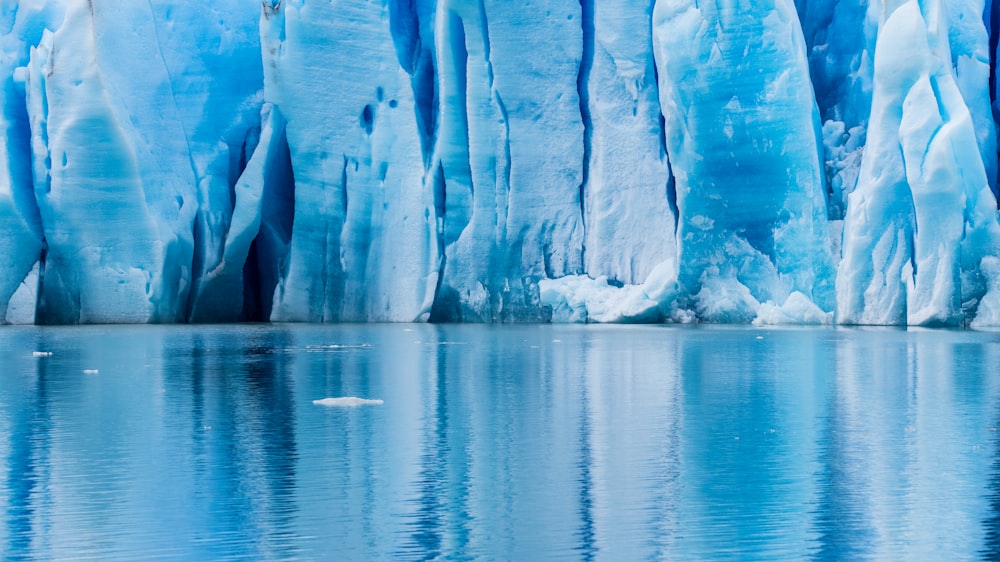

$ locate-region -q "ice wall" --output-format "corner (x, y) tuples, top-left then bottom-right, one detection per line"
(430, 0), (585, 322)
(837, 0), (1000, 325)
(0, 2), (62, 324)
(651, 0), (835, 322)
(8, 0), (263, 323)
(4, 0), (1000, 326)
(262, 0), (440, 322)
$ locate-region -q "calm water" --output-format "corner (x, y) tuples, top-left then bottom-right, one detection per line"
(1, 324), (999, 560)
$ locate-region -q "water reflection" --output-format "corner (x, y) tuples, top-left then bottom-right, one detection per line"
(1, 325), (999, 559)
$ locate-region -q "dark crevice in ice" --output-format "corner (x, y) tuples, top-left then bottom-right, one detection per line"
(361, 104), (375, 135)
(989, 0), (999, 106)
(412, 50), (437, 166)
(241, 238), (265, 321)
(261, 128), (295, 320)
(650, 40), (680, 238)
(389, 0), (437, 165)
(340, 155), (350, 219)
(577, 0), (595, 267)
(242, 113), (295, 322)
(989, 0), (1000, 201)
(188, 213), (207, 317)
(428, 163), (450, 323)
(666, 167), (679, 239)
(389, 0), (421, 74)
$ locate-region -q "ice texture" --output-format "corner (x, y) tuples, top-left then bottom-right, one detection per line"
(14, 0), (263, 323)
(429, 0), (585, 322)
(650, 0), (836, 321)
(836, 0), (1000, 325)
(263, 0), (440, 322)
(3, 0), (1000, 326)
(0, 2), (63, 324)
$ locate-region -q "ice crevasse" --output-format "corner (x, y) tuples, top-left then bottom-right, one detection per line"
(3, 0), (1000, 326)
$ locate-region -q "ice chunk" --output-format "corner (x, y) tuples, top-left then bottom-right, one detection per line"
(540, 258), (678, 323)
(754, 291), (834, 325)
(313, 397), (384, 407)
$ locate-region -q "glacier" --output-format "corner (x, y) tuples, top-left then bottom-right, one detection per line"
(3, 0), (1000, 326)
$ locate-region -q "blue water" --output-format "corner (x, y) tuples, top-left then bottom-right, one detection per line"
(1, 324), (999, 560)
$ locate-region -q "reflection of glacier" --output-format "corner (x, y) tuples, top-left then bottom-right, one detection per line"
(5, 1), (1000, 326)
(2, 326), (1000, 558)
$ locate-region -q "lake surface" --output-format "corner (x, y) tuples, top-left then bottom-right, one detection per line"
(1, 324), (999, 560)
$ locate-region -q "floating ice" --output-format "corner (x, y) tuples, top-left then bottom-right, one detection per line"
(313, 397), (384, 407)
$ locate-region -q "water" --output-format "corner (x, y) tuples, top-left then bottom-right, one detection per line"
(0, 324), (999, 560)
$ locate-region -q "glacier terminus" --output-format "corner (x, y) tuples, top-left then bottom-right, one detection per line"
(3, 0), (1000, 326)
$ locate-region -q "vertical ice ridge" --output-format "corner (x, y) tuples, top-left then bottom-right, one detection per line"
(137, 0), (205, 322)
(0, 4), (62, 323)
(942, 0), (997, 193)
(577, 0), (595, 268)
(430, 0), (583, 322)
(651, 0), (834, 322)
(267, 0), (439, 322)
(187, 103), (291, 322)
(28, 13), (162, 323)
(837, 0), (1000, 326)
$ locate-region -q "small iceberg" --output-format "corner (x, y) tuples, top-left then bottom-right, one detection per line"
(313, 397), (384, 407)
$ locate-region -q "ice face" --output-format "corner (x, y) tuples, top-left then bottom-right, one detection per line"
(651, 0), (835, 322)
(12, 0), (262, 324)
(429, 0), (585, 322)
(4, 0), (1000, 326)
(263, 0), (440, 322)
(836, 0), (1000, 326)
(0, 1), (63, 324)
(581, 1), (675, 287)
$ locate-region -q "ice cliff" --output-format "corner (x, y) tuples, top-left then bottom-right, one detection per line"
(3, 0), (1000, 326)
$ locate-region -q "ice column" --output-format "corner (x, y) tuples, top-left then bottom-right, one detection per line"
(651, 0), (835, 322)
(581, 0), (675, 286)
(24, 2), (190, 323)
(430, 0), (585, 322)
(0, 1), (65, 323)
(263, 0), (440, 322)
(836, 0), (1000, 325)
